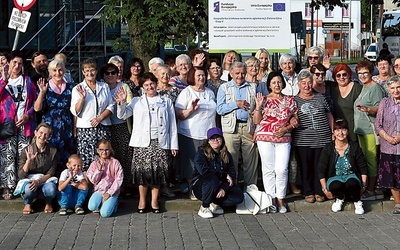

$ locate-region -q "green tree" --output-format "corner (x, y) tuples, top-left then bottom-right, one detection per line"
(102, 0), (207, 66)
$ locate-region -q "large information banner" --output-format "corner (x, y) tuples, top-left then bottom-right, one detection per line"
(208, 0), (291, 53)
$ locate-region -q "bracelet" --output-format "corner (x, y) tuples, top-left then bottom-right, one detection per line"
(255, 109), (261, 112)
(322, 187), (327, 192)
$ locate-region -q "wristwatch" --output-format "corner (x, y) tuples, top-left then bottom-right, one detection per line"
(322, 187), (327, 192)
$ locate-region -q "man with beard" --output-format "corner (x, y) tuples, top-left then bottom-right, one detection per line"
(30, 52), (49, 87)
(29, 52), (49, 125)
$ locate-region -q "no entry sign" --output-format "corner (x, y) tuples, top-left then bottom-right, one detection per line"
(13, 0), (36, 11)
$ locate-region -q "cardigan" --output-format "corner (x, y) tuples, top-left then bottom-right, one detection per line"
(318, 140), (368, 181)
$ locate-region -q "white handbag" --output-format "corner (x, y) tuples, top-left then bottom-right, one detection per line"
(236, 184), (272, 215)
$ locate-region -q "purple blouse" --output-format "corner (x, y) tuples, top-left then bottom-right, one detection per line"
(374, 97), (400, 155)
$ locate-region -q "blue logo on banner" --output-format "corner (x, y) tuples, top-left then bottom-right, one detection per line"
(273, 3), (285, 11)
(214, 2), (220, 12)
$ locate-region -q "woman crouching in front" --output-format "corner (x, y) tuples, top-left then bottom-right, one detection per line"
(191, 127), (244, 218)
(318, 119), (368, 214)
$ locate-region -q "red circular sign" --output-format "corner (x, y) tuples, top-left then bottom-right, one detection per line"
(13, 0), (36, 11)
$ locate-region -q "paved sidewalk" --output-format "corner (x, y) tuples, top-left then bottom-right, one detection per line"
(0, 209), (399, 249)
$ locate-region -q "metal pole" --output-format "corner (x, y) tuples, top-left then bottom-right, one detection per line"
(311, 4), (314, 47)
(370, 4), (373, 45)
(341, 6), (343, 61)
(12, 30), (20, 51)
(316, 8), (318, 46)
(348, 0), (352, 60)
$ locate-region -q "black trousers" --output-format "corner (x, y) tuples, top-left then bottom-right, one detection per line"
(328, 178), (361, 201)
(295, 146), (324, 196)
(192, 173), (244, 208)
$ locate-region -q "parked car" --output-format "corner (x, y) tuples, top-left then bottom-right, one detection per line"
(364, 43), (377, 62)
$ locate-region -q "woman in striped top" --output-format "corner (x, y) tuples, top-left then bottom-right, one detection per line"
(293, 70), (334, 203)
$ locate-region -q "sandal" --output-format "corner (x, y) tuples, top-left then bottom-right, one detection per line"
(305, 195), (316, 203)
(44, 204), (53, 213)
(2, 188), (13, 200)
(23, 205), (33, 215)
(315, 195), (325, 203)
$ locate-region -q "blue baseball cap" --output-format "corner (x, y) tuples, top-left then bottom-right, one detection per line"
(207, 127), (223, 139)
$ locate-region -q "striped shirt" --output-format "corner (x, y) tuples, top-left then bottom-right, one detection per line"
(293, 93), (332, 148)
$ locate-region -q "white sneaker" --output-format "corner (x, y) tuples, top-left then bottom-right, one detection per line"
(279, 206), (287, 214)
(268, 205), (277, 213)
(198, 205), (213, 218)
(354, 201), (364, 215)
(331, 198), (344, 212)
(210, 203), (224, 215)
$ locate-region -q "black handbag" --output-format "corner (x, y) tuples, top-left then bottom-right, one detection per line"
(0, 121), (16, 139)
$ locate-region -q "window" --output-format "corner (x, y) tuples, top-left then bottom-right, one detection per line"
(342, 6), (349, 17)
(305, 3), (311, 18)
(325, 7), (333, 18)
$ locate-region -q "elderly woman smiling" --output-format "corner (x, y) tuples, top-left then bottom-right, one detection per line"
(169, 54), (192, 91)
(279, 53), (298, 96)
(293, 70), (334, 203)
(70, 58), (114, 171)
(375, 76), (400, 214)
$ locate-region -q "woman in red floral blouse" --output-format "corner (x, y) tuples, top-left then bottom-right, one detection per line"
(253, 71), (298, 213)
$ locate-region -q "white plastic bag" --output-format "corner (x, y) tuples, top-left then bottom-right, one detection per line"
(236, 184), (272, 215)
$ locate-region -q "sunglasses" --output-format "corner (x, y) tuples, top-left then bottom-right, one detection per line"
(314, 72), (326, 77)
(308, 56), (319, 60)
(336, 73), (348, 78)
(105, 71), (117, 76)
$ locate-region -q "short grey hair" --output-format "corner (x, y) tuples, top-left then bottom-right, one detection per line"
(307, 46), (324, 57)
(48, 59), (66, 73)
(148, 57), (164, 69)
(175, 54), (191, 66)
(156, 64), (171, 74)
(108, 55), (124, 64)
(229, 61), (246, 72)
(279, 53), (296, 66)
(388, 75), (400, 86)
(297, 69), (312, 83)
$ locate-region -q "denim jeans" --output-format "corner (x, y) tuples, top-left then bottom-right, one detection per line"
(57, 184), (89, 209)
(88, 192), (118, 218)
(22, 182), (57, 205)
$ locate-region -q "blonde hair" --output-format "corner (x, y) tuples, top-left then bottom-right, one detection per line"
(68, 154), (82, 163)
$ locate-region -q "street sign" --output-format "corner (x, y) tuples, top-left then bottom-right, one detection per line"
(322, 29), (327, 34)
(8, 8), (31, 33)
(13, 0), (36, 11)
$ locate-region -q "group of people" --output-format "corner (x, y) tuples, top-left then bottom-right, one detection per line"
(0, 46), (399, 219)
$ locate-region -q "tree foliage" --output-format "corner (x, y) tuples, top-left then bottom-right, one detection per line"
(102, 0), (207, 62)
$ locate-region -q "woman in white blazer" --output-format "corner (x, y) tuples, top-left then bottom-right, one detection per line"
(115, 72), (178, 213)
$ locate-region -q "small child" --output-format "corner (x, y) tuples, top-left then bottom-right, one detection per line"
(58, 154), (89, 215)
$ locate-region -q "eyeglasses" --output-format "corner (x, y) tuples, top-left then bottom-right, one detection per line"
(357, 72), (370, 77)
(209, 67), (221, 71)
(394, 64), (400, 69)
(336, 73), (348, 78)
(209, 137), (222, 142)
(105, 71), (117, 76)
(98, 148), (111, 152)
(308, 56), (319, 60)
(314, 72), (326, 77)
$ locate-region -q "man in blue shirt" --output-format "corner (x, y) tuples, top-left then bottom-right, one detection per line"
(216, 61), (258, 186)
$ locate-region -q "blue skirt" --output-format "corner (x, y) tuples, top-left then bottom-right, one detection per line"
(327, 173), (361, 189)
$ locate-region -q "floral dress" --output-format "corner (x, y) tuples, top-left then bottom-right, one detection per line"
(41, 82), (74, 172)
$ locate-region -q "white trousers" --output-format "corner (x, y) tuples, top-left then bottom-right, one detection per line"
(257, 141), (290, 199)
